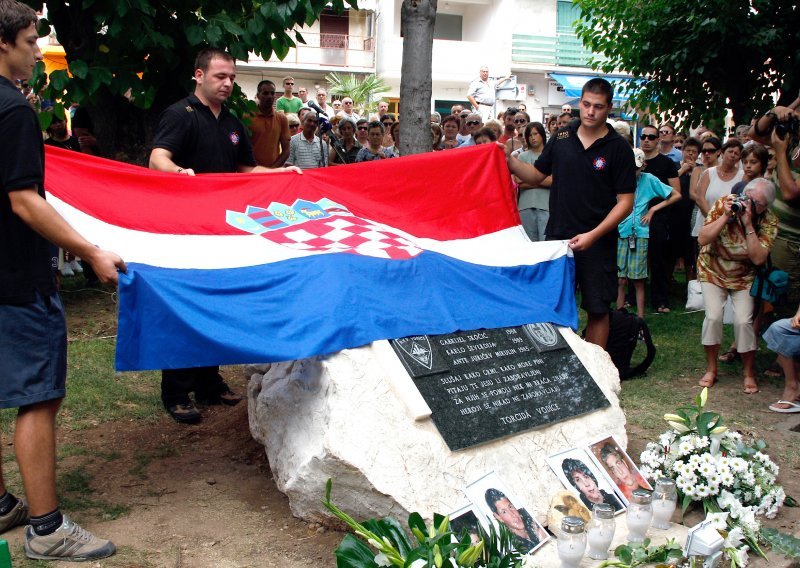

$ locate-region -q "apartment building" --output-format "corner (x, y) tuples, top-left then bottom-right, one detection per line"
(240, 0), (633, 122)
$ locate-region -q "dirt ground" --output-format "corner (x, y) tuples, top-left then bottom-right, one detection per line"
(1, 285), (795, 567)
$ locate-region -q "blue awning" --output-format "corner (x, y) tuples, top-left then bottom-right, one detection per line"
(549, 73), (644, 103)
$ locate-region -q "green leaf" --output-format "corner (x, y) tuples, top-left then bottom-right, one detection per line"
(761, 527), (800, 558)
(185, 25), (203, 46)
(38, 110), (53, 131)
(206, 24), (223, 45)
(53, 102), (66, 121)
(49, 70), (69, 92)
(69, 60), (89, 79)
(333, 533), (381, 568)
(221, 18), (245, 36)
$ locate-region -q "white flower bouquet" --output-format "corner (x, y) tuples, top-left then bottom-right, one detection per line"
(638, 388), (791, 567)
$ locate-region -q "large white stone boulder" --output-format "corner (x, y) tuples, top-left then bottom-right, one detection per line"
(246, 328), (628, 528)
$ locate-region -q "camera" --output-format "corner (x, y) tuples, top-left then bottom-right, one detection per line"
(730, 194), (751, 215)
(775, 116), (799, 140)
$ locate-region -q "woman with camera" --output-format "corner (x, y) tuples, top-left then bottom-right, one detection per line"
(697, 178), (778, 393)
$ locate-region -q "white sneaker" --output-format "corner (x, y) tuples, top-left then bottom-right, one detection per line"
(60, 264), (75, 277)
(24, 514), (116, 561)
(69, 259), (84, 273)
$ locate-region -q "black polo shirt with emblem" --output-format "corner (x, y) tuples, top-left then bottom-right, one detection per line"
(0, 76), (56, 304)
(152, 94), (256, 174)
(535, 121), (635, 243)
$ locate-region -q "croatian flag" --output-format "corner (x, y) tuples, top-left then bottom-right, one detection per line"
(44, 144), (576, 371)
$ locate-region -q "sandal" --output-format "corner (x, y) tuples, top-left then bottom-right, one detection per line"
(657, 306), (671, 314)
(698, 372), (716, 388)
(718, 349), (740, 363)
(768, 400), (800, 413)
(743, 378), (759, 395)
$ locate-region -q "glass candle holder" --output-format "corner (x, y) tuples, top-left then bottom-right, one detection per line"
(586, 502), (616, 560)
(557, 516), (586, 568)
(626, 489), (653, 544)
(651, 478), (677, 530)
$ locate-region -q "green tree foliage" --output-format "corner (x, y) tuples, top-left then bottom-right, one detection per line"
(324, 72), (389, 117)
(574, 0), (800, 127)
(25, 0), (355, 159)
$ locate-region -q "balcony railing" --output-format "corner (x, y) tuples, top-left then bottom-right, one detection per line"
(251, 32), (376, 70)
(511, 30), (604, 68)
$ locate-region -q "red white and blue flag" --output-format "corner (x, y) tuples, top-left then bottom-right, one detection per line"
(44, 144), (576, 371)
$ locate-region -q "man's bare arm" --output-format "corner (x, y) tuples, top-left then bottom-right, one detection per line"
(9, 188), (125, 284)
(149, 147), (194, 175)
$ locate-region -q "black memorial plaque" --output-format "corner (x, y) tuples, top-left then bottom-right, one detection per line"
(390, 324), (610, 451)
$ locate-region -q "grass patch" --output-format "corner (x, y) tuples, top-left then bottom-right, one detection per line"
(56, 467), (131, 521)
(129, 442), (179, 480)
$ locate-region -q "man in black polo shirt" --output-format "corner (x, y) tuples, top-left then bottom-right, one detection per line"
(638, 124), (680, 313)
(507, 78), (635, 349)
(0, 0), (124, 559)
(149, 47), (299, 424)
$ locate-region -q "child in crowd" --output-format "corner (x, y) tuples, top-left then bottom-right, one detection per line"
(617, 148), (681, 317)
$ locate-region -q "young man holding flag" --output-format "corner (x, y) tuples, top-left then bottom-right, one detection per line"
(0, 0), (124, 559)
(507, 78), (635, 349)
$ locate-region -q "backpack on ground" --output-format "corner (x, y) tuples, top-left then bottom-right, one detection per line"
(605, 309), (656, 380)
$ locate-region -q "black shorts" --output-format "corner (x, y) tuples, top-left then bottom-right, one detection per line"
(573, 239), (618, 315)
(0, 292), (67, 409)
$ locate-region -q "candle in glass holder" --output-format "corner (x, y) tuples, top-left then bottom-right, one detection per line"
(557, 516), (586, 568)
(651, 478), (677, 530)
(626, 489), (653, 543)
(586, 503), (616, 560)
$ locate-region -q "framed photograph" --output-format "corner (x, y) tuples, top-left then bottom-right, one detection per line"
(587, 435), (652, 506)
(463, 471), (549, 554)
(449, 504), (483, 545)
(546, 447), (626, 514)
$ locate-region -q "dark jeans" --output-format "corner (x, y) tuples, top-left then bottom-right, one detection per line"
(648, 215), (671, 309)
(161, 366), (226, 407)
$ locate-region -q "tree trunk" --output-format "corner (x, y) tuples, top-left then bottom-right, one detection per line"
(399, 0), (436, 156)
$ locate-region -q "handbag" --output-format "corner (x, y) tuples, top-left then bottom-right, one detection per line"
(750, 256), (788, 304)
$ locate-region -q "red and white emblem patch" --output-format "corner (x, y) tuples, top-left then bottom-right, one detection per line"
(229, 132), (240, 146)
(592, 156), (607, 171)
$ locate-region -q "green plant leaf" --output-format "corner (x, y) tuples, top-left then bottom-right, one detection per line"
(334, 533), (382, 568)
(761, 527), (800, 558)
(69, 59), (89, 79)
(38, 110), (53, 131)
(49, 70), (69, 92)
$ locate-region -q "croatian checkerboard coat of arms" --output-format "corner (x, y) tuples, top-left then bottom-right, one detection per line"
(226, 198), (423, 260)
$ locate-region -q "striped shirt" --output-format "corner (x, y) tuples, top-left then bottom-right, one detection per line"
(287, 132), (328, 169)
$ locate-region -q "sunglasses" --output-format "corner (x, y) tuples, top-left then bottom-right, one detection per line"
(289, 124), (300, 128)
(514, 119), (527, 124)
(285, 82), (294, 85)
(702, 148), (718, 154)
(659, 129), (671, 135)
(343, 101), (353, 105)
(357, 126), (368, 131)
(382, 121), (392, 126)
(466, 120), (481, 126)
(639, 134), (658, 141)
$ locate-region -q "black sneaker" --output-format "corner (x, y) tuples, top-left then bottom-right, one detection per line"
(166, 402), (202, 424)
(196, 388), (244, 407)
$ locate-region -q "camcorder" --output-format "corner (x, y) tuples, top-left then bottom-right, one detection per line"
(774, 115), (799, 140)
(730, 194), (753, 215)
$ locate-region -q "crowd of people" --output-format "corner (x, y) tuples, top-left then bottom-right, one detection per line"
(4, 0), (800, 558)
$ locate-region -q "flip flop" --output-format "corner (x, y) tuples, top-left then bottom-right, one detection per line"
(743, 379), (759, 394)
(768, 400), (800, 413)
(657, 306), (671, 314)
(718, 349), (740, 363)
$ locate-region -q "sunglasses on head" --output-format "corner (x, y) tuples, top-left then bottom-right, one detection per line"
(640, 133), (658, 141)
(466, 120), (481, 126)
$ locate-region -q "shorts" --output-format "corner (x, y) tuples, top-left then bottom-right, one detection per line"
(0, 292), (67, 409)
(573, 238), (618, 315)
(617, 237), (649, 279)
(763, 318), (800, 359)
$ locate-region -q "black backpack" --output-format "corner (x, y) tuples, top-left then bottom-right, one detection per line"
(583, 310), (656, 379)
